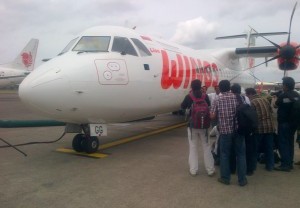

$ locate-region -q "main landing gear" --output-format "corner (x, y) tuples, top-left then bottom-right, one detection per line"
(71, 125), (100, 154)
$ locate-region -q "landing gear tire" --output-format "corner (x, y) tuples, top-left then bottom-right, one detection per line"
(83, 136), (99, 154)
(72, 134), (85, 152)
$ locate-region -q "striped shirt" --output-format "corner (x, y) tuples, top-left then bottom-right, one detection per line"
(250, 94), (274, 134)
(210, 92), (239, 134)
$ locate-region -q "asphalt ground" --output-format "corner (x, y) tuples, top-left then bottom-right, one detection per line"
(0, 90), (300, 208)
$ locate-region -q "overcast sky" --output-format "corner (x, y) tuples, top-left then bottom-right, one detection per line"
(0, 0), (300, 82)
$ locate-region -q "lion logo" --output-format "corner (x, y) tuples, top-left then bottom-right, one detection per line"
(21, 52), (33, 68)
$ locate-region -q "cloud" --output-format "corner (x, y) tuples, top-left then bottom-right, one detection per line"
(170, 17), (219, 49)
(0, 0), (140, 64)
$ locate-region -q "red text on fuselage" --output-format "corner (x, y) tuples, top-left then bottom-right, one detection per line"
(161, 50), (219, 89)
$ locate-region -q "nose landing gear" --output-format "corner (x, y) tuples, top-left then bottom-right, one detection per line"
(72, 134), (99, 153)
(66, 123), (102, 154)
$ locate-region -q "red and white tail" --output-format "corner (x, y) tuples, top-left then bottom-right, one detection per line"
(8, 39), (39, 71)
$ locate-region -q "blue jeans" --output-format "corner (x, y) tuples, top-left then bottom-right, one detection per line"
(256, 133), (274, 170)
(219, 133), (247, 184)
(278, 123), (297, 168)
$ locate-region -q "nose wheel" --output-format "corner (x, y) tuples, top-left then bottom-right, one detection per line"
(72, 133), (99, 153)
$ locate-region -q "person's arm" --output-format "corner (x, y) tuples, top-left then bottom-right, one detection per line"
(210, 97), (218, 120)
(205, 94), (211, 107)
(181, 95), (191, 109)
(274, 94), (283, 108)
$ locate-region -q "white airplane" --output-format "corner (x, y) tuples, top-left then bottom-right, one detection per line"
(18, 5), (299, 153)
(0, 39), (39, 88)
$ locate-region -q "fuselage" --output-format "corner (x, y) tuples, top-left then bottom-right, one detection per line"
(19, 26), (255, 124)
(0, 66), (29, 88)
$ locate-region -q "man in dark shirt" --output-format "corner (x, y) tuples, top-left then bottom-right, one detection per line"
(274, 77), (300, 171)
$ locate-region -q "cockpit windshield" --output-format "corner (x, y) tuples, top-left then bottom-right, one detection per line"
(58, 37), (79, 55)
(73, 36), (111, 52)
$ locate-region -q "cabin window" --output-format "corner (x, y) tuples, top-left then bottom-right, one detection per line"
(73, 36), (110, 52)
(131, 38), (152, 56)
(112, 37), (138, 56)
(59, 37), (79, 55)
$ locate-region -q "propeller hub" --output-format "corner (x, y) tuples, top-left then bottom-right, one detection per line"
(279, 45), (296, 60)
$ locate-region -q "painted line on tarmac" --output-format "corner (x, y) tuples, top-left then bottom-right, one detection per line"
(55, 148), (108, 158)
(99, 122), (187, 150)
(55, 122), (186, 158)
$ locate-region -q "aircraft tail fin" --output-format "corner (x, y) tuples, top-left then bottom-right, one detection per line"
(9, 39), (39, 71)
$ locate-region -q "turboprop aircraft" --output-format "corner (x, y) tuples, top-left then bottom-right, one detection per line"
(18, 4), (300, 154)
(0, 39), (39, 88)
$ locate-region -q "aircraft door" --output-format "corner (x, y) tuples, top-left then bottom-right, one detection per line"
(94, 59), (129, 85)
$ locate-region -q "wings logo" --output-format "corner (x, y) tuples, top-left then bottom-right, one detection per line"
(160, 50), (220, 89)
(21, 52), (33, 68)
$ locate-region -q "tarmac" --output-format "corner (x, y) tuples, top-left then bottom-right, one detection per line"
(0, 90), (300, 208)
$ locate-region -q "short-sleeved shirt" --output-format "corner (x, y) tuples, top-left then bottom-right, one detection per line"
(210, 92), (239, 134)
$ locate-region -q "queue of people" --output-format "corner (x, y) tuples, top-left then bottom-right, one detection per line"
(181, 77), (300, 187)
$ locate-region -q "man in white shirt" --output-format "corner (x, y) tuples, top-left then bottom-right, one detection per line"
(208, 86), (220, 107)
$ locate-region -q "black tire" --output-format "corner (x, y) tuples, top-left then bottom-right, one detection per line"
(83, 136), (99, 154)
(72, 134), (85, 152)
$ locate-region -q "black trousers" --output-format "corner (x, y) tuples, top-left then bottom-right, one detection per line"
(245, 134), (257, 174)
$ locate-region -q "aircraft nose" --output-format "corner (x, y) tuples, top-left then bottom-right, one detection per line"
(19, 68), (67, 114)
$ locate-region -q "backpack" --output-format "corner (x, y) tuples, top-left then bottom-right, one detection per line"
(189, 92), (210, 129)
(289, 97), (300, 128)
(235, 95), (258, 135)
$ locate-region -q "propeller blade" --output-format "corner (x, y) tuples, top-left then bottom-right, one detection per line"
(246, 55), (281, 70)
(249, 26), (281, 49)
(288, 2), (297, 44)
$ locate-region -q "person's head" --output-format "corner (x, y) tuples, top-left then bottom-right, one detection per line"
(214, 85), (220, 94)
(282, 77), (295, 91)
(191, 79), (201, 91)
(245, 88), (257, 99)
(231, 83), (241, 94)
(218, 80), (231, 93)
(201, 86), (207, 93)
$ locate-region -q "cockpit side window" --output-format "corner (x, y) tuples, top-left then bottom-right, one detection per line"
(131, 38), (152, 56)
(59, 37), (79, 55)
(111, 37), (138, 56)
(73, 36), (111, 52)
